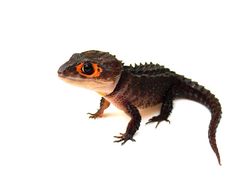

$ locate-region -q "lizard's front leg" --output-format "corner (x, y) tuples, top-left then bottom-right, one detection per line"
(88, 97), (110, 118)
(114, 101), (141, 145)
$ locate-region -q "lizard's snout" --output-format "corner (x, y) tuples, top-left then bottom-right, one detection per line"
(58, 62), (77, 78)
(58, 64), (67, 77)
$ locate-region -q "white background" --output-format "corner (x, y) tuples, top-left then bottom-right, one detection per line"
(0, 0), (235, 176)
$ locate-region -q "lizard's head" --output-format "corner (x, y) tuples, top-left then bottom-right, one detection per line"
(58, 50), (123, 95)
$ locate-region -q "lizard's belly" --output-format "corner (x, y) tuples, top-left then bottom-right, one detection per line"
(106, 92), (162, 110)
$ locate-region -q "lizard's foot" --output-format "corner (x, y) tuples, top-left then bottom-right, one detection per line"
(146, 115), (170, 128)
(114, 133), (136, 145)
(87, 112), (103, 119)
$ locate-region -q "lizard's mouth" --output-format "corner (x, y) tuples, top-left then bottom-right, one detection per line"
(58, 74), (118, 95)
(58, 73), (65, 78)
(57, 69), (77, 79)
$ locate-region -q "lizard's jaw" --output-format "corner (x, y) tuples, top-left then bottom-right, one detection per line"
(58, 75), (119, 96)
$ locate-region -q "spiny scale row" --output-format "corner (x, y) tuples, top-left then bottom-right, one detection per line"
(126, 62), (171, 75)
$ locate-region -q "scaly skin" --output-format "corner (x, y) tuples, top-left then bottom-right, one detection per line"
(58, 50), (222, 165)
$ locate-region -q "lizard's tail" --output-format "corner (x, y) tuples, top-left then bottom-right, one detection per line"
(177, 78), (222, 165)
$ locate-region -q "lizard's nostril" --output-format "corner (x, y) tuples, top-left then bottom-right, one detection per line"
(58, 69), (62, 75)
(58, 70), (62, 75)
(58, 65), (66, 77)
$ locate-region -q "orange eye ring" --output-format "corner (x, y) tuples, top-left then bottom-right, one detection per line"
(76, 63), (103, 78)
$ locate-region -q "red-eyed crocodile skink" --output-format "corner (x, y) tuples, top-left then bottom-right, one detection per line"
(58, 50), (222, 165)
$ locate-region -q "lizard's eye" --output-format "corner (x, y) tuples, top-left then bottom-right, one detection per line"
(76, 62), (103, 78)
(81, 62), (94, 75)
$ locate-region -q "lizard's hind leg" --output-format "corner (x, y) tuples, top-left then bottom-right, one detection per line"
(146, 89), (174, 128)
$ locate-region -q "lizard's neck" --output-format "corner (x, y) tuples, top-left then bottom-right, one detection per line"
(96, 71), (123, 96)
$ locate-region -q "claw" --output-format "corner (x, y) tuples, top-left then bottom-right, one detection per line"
(87, 113), (96, 119)
(87, 112), (102, 119)
(114, 133), (136, 145)
(155, 119), (170, 128)
(146, 120), (153, 125)
(146, 116), (170, 128)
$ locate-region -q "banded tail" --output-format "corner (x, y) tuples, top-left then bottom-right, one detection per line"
(177, 78), (222, 165)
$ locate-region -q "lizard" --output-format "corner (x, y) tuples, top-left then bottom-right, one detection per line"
(58, 50), (222, 165)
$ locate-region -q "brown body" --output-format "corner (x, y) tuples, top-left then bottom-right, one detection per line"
(58, 50), (222, 165)
(105, 67), (177, 109)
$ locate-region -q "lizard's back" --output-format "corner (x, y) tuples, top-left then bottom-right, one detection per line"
(107, 63), (182, 108)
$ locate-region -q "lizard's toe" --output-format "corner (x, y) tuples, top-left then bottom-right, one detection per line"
(114, 133), (136, 145)
(87, 112), (102, 119)
(146, 115), (170, 128)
